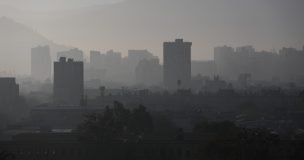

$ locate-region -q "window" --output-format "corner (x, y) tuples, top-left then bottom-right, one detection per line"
(168, 148), (174, 157)
(194, 150), (199, 157)
(160, 148), (166, 158)
(86, 148), (90, 156)
(177, 148), (182, 157)
(70, 148), (74, 158)
(28, 149), (32, 156)
(78, 148), (83, 157)
(61, 148), (66, 157)
(144, 148), (150, 156)
(186, 148), (190, 157)
(53, 148), (57, 157)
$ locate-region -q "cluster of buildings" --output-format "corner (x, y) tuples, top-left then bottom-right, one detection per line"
(26, 39), (194, 104)
(1, 39), (304, 130)
(214, 45), (304, 80)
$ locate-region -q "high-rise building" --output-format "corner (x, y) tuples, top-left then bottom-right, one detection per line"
(163, 39), (192, 89)
(0, 78), (19, 113)
(53, 57), (84, 104)
(57, 48), (83, 61)
(90, 51), (101, 70)
(279, 47), (304, 76)
(0, 77), (19, 127)
(105, 50), (122, 78)
(31, 46), (51, 81)
(122, 50), (157, 74)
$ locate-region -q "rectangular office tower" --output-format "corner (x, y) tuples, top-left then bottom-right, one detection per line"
(31, 46), (51, 81)
(163, 39), (192, 89)
(90, 51), (101, 70)
(53, 57), (84, 105)
(0, 78), (19, 113)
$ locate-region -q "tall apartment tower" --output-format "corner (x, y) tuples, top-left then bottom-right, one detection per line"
(90, 51), (101, 70)
(0, 78), (19, 113)
(31, 46), (51, 81)
(163, 39), (192, 89)
(53, 57), (84, 104)
(105, 50), (122, 77)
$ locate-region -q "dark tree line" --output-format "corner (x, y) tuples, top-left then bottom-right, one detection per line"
(76, 101), (176, 142)
(199, 127), (281, 160)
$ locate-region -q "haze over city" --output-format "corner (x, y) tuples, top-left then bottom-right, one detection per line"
(1, 0), (304, 160)
(1, 0), (304, 74)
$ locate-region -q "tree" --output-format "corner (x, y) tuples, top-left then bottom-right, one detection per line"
(192, 120), (237, 134)
(76, 101), (130, 143)
(200, 127), (281, 160)
(177, 80), (181, 88)
(128, 105), (153, 134)
(0, 147), (15, 160)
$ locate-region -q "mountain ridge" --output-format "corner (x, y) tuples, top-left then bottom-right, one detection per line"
(0, 16), (72, 75)
(27, 0), (304, 61)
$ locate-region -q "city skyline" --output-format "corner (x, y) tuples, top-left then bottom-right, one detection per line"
(1, 0), (304, 75)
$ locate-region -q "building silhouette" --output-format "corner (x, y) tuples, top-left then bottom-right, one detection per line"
(104, 50), (122, 78)
(191, 60), (217, 77)
(57, 48), (83, 61)
(90, 51), (101, 70)
(122, 50), (158, 85)
(214, 45), (279, 79)
(31, 46), (51, 81)
(0, 78), (19, 112)
(0, 78), (19, 127)
(279, 47), (304, 76)
(123, 50), (157, 74)
(135, 58), (163, 86)
(163, 39), (192, 89)
(53, 57), (83, 104)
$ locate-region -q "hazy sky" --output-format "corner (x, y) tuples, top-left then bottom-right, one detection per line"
(0, 0), (123, 11)
(1, 0), (304, 75)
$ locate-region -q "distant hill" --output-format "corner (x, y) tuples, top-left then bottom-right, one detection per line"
(0, 17), (71, 75)
(27, 0), (304, 61)
(0, 4), (111, 23)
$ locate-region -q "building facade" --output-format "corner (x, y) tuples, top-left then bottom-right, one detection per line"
(89, 51), (101, 70)
(53, 57), (84, 104)
(0, 78), (19, 127)
(31, 46), (51, 81)
(164, 39), (192, 90)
